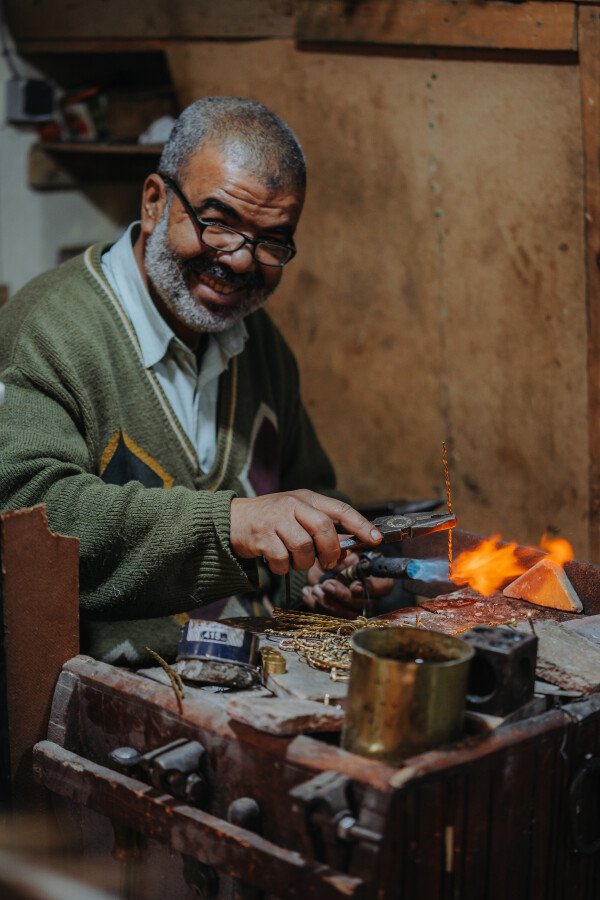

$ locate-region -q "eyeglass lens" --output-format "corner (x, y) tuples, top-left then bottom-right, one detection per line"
(201, 224), (292, 266)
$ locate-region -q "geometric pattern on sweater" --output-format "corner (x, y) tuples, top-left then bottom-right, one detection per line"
(238, 402), (280, 497)
(100, 429), (174, 489)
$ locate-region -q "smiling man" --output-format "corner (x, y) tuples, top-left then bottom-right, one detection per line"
(0, 97), (388, 664)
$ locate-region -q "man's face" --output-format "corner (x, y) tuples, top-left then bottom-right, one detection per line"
(142, 143), (304, 336)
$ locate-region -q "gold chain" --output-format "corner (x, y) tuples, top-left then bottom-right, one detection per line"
(265, 609), (405, 676)
(442, 441), (453, 577)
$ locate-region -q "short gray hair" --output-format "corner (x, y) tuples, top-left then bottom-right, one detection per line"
(158, 96), (306, 192)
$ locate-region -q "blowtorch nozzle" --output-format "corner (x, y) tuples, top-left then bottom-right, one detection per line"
(320, 554), (450, 586)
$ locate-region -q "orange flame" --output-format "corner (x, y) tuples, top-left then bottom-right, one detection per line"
(451, 535), (527, 596)
(450, 532), (575, 597)
(539, 532), (574, 567)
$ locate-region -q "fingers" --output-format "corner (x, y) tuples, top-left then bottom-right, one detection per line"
(292, 503), (343, 571)
(302, 579), (374, 618)
(301, 493), (383, 548)
(361, 576), (394, 598)
(229, 492), (382, 578)
(276, 515), (325, 572)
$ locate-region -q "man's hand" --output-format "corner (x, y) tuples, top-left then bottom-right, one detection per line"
(301, 553), (394, 619)
(229, 489), (382, 575)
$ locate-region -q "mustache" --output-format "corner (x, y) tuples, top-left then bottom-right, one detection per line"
(183, 256), (263, 291)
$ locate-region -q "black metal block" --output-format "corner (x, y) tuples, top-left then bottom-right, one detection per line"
(461, 625), (538, 716)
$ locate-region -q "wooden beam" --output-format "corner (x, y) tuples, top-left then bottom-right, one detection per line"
(579, 7), (600, 561)
(1, 505), (79, 809)
(28, 142), (162, 190)
(5, 0), (294, 42)
(296, 1), (578, 52)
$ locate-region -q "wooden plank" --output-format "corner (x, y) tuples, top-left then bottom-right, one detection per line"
(579, 7), (600, 562)
(389, 708), (568, 788)
(227, 695), (344, 735)
(460, 760), (492, 898)
(1, 505), (79, 809)
(486, 744), (535, 900)
(296, 1), (577, 52)
(516, 619), (600, 692)
(33, 740), (365, 900)
(527, 731), (563, 900)
(5, 0), (294, 42)
(414, 780), (444, 899)
(28, 142), (162, 190)
(553, 710), (600, 898)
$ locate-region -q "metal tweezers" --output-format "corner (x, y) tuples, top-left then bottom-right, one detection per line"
(339, 510), (457, 553)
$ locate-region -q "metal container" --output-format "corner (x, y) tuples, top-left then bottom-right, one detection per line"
(341, 626), (474, 764)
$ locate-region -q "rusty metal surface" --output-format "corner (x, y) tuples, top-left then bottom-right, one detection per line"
(1, 504), (79, 809)
(387, 589), (577, 635)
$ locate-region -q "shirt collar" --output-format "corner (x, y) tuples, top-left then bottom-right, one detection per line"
(101, 222), (248, 371)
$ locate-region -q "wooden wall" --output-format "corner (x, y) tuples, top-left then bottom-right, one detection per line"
(168, 40), (589, 556)
(7, 0), (598, 559)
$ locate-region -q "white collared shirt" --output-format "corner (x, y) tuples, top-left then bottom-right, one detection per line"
(101, 223), (248, 473)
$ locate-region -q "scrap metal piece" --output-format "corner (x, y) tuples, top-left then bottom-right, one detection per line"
(461, 625), (538, 716)
(171, 658), (260, 689)
(174, 619), (261, 688)
(259, 647), (287, 675)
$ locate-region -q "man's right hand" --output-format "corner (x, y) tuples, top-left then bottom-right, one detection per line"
(229, 489), (383, 575)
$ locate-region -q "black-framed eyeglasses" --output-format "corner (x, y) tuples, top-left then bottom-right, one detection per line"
(159, 173), (297, 268)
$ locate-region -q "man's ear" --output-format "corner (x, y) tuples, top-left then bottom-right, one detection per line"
(140, 173), (167, 236)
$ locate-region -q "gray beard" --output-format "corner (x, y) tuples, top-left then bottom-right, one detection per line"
(144, 213), (272, 334)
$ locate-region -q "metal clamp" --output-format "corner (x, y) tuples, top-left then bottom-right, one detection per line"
(110, 737), (210, 806)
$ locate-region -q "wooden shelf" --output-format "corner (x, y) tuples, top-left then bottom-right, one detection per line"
(29, 141), (163, 190)
(37, 141), (164, 155)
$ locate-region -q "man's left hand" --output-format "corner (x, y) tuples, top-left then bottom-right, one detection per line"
(301, 553), (393, 619)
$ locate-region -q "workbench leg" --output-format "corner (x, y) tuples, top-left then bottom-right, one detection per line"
(1, 505), (79, 810)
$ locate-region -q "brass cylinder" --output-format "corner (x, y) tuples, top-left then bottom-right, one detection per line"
(341, 627), (474, 765)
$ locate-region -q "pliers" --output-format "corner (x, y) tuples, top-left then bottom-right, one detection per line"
(339, 510), (457, 552)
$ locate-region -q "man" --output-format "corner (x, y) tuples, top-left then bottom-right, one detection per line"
(0, 97), (389, 664)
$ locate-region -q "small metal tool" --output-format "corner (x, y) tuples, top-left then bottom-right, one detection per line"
(339, 510), (457, 553)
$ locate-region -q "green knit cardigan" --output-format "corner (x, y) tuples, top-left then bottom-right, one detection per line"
(0, 245), (339, 663)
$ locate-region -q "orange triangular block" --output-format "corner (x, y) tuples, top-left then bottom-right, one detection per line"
(503, 558), (583, 612)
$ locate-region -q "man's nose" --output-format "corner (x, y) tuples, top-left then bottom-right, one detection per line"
(217, 244), (256, 273)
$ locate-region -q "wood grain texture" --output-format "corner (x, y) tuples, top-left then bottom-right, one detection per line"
(1, 505), (79, 809)
(296, 1), (577, 51)
(33, 741), (365, 899)
(167, 40), (589, 558)
(579, 8), (600, 561)
(4, 0), (294, 41)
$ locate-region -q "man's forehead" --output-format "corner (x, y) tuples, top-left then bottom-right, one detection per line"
(181, 145), (304, 223)
(182, 142), (304, 207)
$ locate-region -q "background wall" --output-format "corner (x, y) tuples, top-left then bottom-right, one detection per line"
(0, 32), (589, 557)
(168, 39), (589, 555)
(0, 56), (130, 297)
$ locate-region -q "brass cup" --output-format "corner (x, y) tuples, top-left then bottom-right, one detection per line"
(341, 627), (474, 765)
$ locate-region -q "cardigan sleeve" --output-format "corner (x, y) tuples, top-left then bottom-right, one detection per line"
(0, 365), (257, 621)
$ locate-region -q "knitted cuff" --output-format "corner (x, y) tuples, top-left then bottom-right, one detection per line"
(195, 491), (258, 603)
